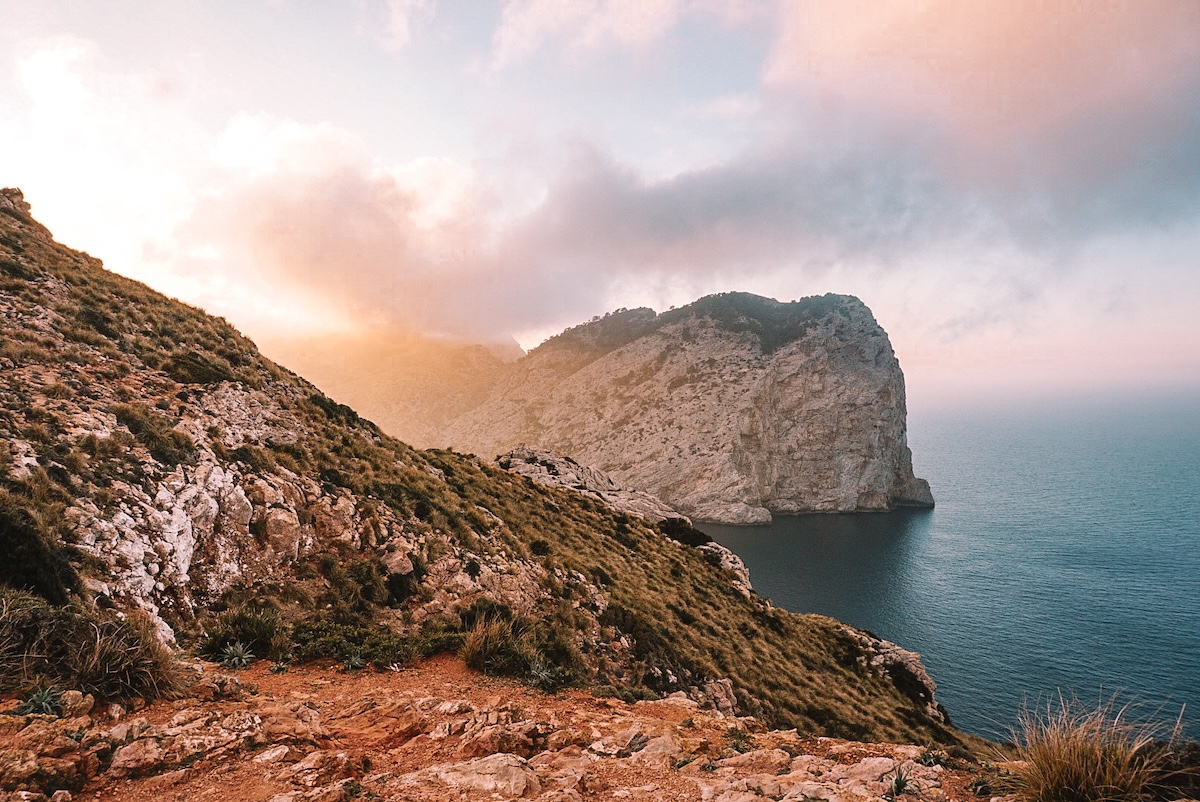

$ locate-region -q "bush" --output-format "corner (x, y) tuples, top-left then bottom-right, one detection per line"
(161, 351), (235, 385)
(1004, 696), (1171, 802)
(0, 495), (78, 604)
(0, 588), (184, 701)
(198, 606), (284, 660)
(15, 686), (65, 716)
(461, 615), (579, 691)
(111, 403), (195, 466)
(288, 615), (458, 667)
(73, 614), (184, 700)
(657, 518), (712, 547)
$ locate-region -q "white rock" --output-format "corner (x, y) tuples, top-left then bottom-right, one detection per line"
(441, 295), (933, 523)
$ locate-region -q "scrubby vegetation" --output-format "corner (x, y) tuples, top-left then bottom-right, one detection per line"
(543, 291), (858, 361)
(1000, 697), (1189, 802)
(0, 588), (184, 701)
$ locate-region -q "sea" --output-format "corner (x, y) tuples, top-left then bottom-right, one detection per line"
(703, 390), (1200, 741)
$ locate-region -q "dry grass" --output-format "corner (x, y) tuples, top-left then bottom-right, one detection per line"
(0, 588), (186, 701)
(1004, 696), (1175, 802)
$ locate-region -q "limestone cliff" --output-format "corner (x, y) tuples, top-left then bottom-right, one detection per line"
(444, 293), (933, 524)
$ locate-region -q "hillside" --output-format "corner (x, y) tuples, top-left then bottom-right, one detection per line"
(0, 654), (986, 801)
(442, 293), (934, 523)
(0, 187), (962, 752)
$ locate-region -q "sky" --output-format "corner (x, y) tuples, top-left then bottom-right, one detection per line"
(2, 0), (1199, 411)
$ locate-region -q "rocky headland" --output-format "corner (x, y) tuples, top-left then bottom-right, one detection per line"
(443, 294), (934, 524)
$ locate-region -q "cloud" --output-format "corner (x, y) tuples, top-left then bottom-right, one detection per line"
(489, 0), (765, 69)
(491, 0), (678, 68)
(764, 1), (1200, 208)
(179, 115), (498, 335)
(380, 0), (434, 52)
(1, 36), (205, 279)
(5, 8), (1199, 398)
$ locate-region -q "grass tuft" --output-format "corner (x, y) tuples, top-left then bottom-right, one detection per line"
(1004, 695), (1173, 802)
(0, 588), (185, 701)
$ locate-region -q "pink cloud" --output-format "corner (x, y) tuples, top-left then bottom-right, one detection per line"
(765, 1), (1200, 181)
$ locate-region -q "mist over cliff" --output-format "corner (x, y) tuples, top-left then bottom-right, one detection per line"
(274, 293), (933, 525)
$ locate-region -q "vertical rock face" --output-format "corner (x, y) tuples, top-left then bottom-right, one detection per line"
(444, 293), (933, 524)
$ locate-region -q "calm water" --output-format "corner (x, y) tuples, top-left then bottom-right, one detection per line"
(704, 392), (1200, 740)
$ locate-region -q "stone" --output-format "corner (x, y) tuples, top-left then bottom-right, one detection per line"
(109, 738), (164, 777)
(716, 748), (792, 773)
(497, 448), (683, 523)
(826, 755), (894, 783)
(0, 749), (40, 788)
(57, 692), (93, 719)
(457, 723), (537, 758)
(285, 751), (355, 787)
(254, 744), (293, 764)
(426, 753), (542, 798)
(442, 294), (933, 523)
(626, 734), (687, 769)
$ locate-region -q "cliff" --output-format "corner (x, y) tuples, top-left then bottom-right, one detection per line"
(443, 293), (934, 524)
(0, 188), (958, 756)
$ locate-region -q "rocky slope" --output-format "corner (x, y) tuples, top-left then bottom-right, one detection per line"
(0, 655), (981, 802)
(441, 294), (934, 524)
(495, 447), (754, 600)
(0, 187), (960, 750)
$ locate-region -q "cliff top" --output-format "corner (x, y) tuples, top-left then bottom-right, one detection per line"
(540, 291), (871, 358)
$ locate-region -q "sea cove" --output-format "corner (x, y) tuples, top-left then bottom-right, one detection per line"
(706, 391), (1200, 740)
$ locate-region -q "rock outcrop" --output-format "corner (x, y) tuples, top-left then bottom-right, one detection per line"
(497, 446), (682, 524)
(496, 446), (754, 598)
(442, 293), (933, 524)
(0, 656), (973, 801)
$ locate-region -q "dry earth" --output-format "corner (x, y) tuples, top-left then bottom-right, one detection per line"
(1, 654), (983, 802)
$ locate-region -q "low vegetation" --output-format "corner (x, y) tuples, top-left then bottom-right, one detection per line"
(0, 588), (185, 702)
(1001, 696), (1187, 802)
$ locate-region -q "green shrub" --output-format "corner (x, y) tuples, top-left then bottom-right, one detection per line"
(15, 686), (65, 716)
(457, 597), (514, 630)
(461, 615), (580, 691)
(220, 642), (254, 669)
(111, 403), (195, 466)
(161, 351), (235, 384)
(461, 616), (540, 676)
(288, 615), (450, 666)
(199, 607), (284, 660)
(657, 518), (712, 547)
(230, 445), (276, 473)
(885, 766), (910, 800)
